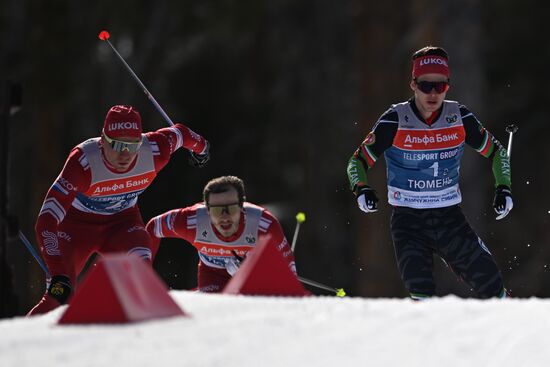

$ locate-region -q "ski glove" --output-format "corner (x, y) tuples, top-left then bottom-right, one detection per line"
(226, 257), (241, 276)
(227, 250), (246, 276)
(189, 140), (210, 168)
(357, 186), (378, 213)
(47, 275), (72, 305)
(493, 185), (513, 220)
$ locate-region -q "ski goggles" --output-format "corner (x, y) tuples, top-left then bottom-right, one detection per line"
(102, 133), (143, 153)
(415, 80), (450, 94)
(207, 203), (241, 217)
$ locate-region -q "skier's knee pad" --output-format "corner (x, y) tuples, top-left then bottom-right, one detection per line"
(47, 275), (72, 304)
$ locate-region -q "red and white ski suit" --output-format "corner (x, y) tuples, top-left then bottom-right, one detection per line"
(29, 124), (206, 315)
(146, 202), (296, 292)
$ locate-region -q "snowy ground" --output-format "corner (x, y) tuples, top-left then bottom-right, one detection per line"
(1, 292), (549, 367)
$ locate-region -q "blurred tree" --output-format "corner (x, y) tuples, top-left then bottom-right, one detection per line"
(1, 0), (548, 315)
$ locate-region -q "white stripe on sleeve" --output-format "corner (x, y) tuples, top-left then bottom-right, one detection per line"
(171, 127), (184, 151)
(187, 214), (197, 229)
(39, 198), (66, 224)
(154, 217), (164, 238)
(78, 154), (90, 170)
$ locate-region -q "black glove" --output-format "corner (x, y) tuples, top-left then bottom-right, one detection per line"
(47, 275), (72, 305)
(356, 185), (378, 213)
(232, 250), (245, 263)
(188, 141), (210, 168)
(493, 185), (513, 220)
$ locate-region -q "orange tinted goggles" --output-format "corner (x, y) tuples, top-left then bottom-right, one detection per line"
(207, 203), (241, 217)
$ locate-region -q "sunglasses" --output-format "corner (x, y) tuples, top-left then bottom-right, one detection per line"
(415, 80), (450, 94)
(207, 203), (241, 217)
(103, 133), (142, 153)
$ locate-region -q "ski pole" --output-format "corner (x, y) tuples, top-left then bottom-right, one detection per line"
(98, 30), (174, 127)
(231, 250), (346, 297)
(18, 230), (50, 278)
(505, 124), (518, 158)
(288, 211), (347, 297)
(297, 275), (346, 297)
(291, 212), (306, 252)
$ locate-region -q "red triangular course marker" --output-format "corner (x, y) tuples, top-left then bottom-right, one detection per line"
(223, 241), (309, 296)
(58, 254), (185, 324)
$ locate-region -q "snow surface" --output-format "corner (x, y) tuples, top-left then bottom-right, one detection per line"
(1, 292), (549, 367)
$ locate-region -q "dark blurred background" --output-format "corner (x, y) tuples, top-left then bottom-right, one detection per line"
(1, 0), (549, 316)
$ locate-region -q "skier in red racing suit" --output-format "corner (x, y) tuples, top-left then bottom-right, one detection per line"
(146, 175), (296, 292)
(28, 105), (210, 315)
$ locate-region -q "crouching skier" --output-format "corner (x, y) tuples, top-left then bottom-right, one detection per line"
(146, 175), (297, 292)
(28, 105), (210, 315)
